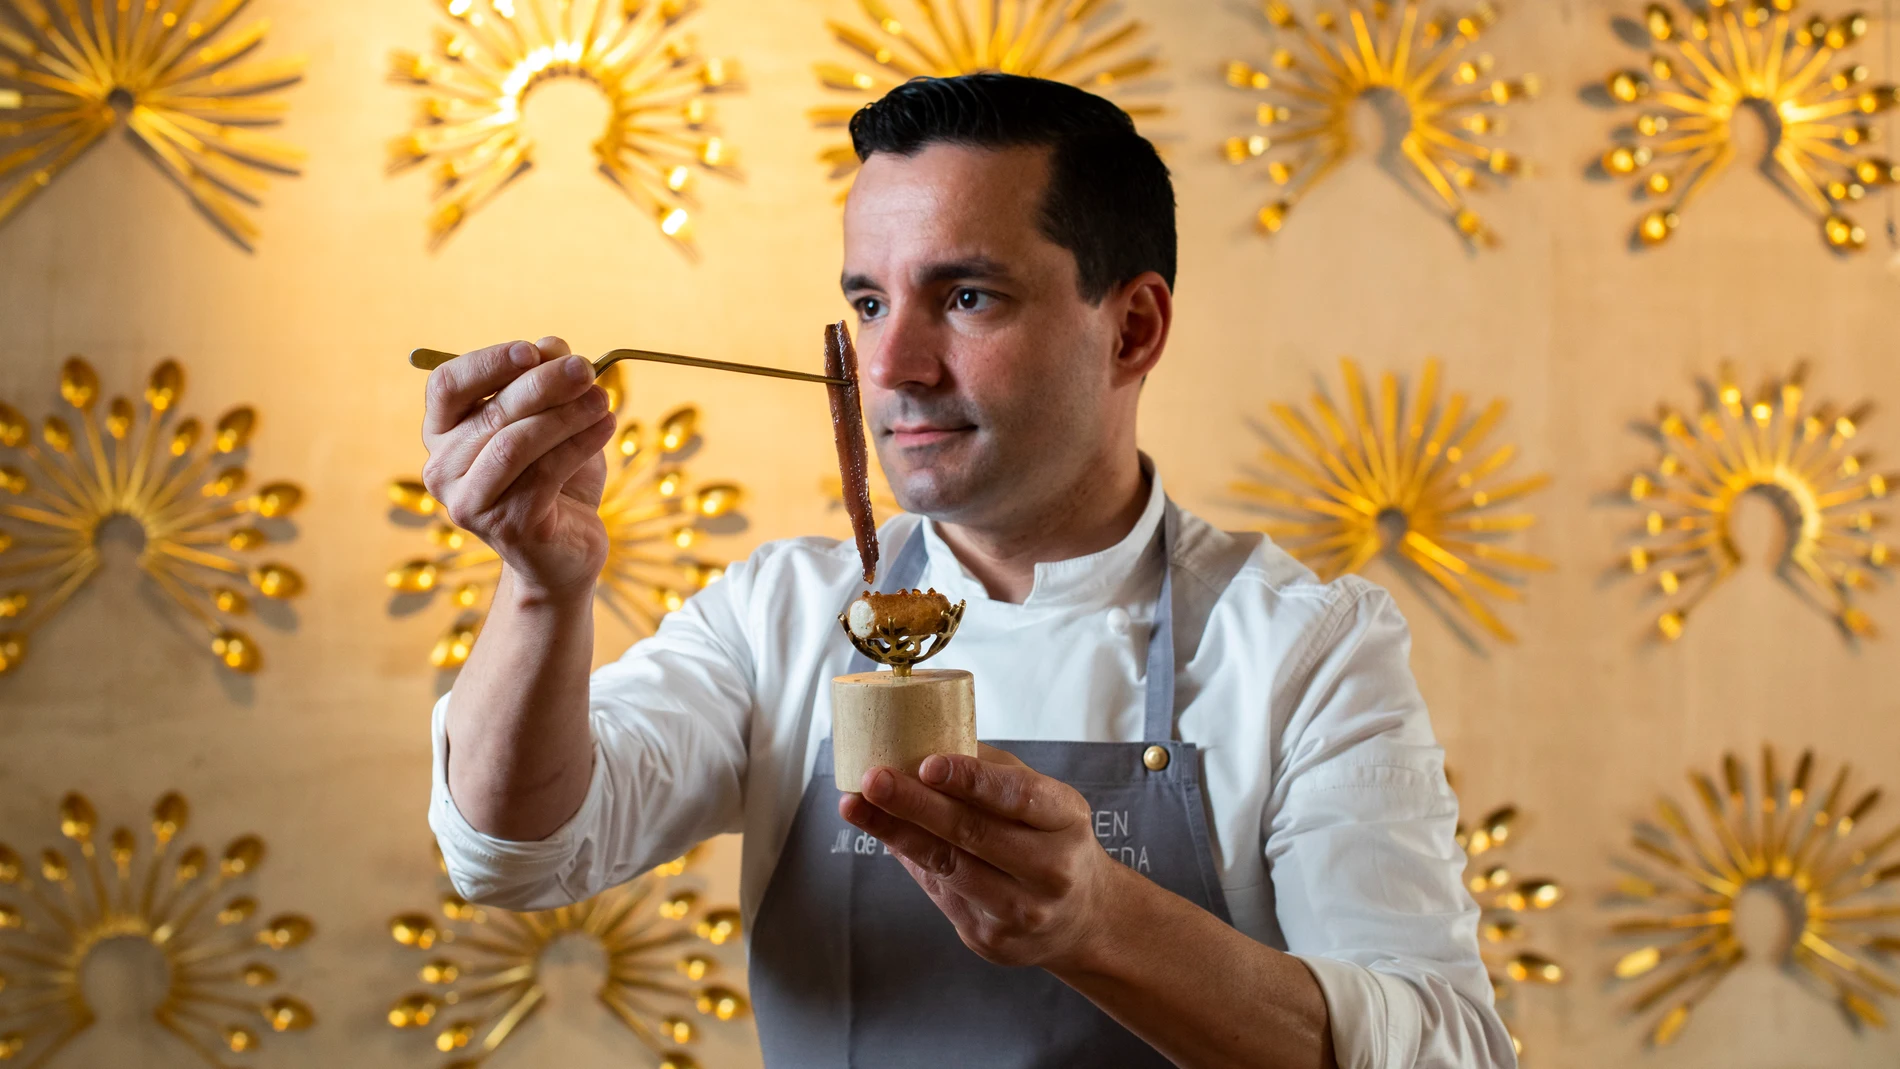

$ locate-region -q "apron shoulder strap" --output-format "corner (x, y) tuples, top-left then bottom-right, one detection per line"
(1160, 501), (1261, 727)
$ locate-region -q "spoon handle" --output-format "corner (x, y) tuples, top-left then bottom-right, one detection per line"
(408, 347), (845, 386)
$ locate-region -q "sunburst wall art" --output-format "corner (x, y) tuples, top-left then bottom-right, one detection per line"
(1231, 357), (1551, 643)
(1618, 362), (1891, 641)
(1446, 771), (1563, 1058)
(810, 0), (1163, 185)
(0, 0), (304, 245)
(1609, 747), (1900, 1044)
(1594, 0), (1899, 251)
(1221, 0), (1538, 245)
(389, 0), (741, 246)
(0, 357), (305, 676)
(0, 792), (315, 1066)
(387, 369), (742, 668)
(387, 844), (748, 1067)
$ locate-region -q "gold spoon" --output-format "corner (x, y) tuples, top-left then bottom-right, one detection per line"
(409, 347), (846, 387)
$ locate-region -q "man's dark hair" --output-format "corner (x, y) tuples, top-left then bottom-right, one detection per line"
(848, 72), (1175, 303)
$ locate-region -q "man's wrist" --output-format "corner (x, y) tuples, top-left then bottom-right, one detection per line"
(1051, 852), (1152, 980)
(499, 566), (597, 616)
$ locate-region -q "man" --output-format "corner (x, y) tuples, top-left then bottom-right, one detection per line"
(419, 74), (1514, 1069)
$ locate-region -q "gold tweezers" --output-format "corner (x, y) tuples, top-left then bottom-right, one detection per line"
(410, 347), (846, 386)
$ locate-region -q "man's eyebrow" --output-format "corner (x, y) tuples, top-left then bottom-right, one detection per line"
(916, 257), (1012, 287)
(840, 257), (1013, 294)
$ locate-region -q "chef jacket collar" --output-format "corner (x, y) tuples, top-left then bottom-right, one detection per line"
(916, 454), (1167, 610)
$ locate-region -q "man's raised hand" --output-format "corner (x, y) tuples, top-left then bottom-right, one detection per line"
(420, 337), (617, 602)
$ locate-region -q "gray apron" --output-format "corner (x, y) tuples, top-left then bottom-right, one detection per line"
(749, 503), (1234, 1067)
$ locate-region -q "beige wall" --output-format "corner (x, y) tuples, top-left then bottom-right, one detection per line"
(2, 0), (1898, 1066)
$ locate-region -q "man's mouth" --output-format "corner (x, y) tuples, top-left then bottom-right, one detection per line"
(886, 423), (974, 449)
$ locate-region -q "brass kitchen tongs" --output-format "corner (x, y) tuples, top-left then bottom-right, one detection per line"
(409, 347), (846, 386)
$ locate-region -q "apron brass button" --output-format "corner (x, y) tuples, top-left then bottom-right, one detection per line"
(1142, 745), (1170, 771)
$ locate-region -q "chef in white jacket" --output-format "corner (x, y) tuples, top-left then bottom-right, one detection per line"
(418, 73), (1516, 1069)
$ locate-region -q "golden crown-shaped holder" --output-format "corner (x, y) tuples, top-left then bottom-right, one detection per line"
(832, 589), (975, 792)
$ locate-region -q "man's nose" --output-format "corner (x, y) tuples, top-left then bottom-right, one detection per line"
(863, 308), (945, 392)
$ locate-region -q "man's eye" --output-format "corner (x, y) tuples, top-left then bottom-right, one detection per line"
(952, 288), (993, 312)
(856, 297), (885, 320)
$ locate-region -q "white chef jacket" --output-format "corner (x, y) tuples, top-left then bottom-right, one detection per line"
(428, 468), (1515, 1069)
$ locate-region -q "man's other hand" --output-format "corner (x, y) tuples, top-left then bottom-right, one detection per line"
(840, 744), (1125, 972)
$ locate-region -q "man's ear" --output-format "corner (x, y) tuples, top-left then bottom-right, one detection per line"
(1111, 271), (1171, 387)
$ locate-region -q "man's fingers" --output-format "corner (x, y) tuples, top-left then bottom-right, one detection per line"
(558, 446), (610, 506)
(839, 792), (1018, 903)
(918, 753), (1081, 833)
(858, 765), (1044, 873)
(422, 340), (544, 435)
(424, 354), (597, 487)
(485, 352), (599, 428)
(893, 853), (988, 931)
(461, 387), (613, 512)
(977, 743), (1028, 768)
(521, 410), (616, 514)
(533, 336), (572, 360)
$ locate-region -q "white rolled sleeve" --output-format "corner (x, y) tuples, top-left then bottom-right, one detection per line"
(1268, 581), (1517, 1069)
(427, 551), (760, 913)
(427, 692), (614, 910)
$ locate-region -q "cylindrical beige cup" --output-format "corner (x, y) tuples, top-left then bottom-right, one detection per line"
(831, 668), (976, 791)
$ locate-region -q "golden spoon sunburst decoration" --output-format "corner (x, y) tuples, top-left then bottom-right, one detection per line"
(1231, 357), (1551, 643)
(387, 366), (742, 669)
(388, 0), (740, 246)
(1595, 0), (1900, 251)
(1619, 362), (1892, 641)
(1221, 0), (1538, 245)
(1446, 770), (1563, 1058)
(0, 356), (305, 676)
(0, 791), (316, 1066)
(387, 844), (748, 1068)
(0, 0), (305, 244)
(810, 0), (1163, 184)
(1609, 747), (1900, 1045)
